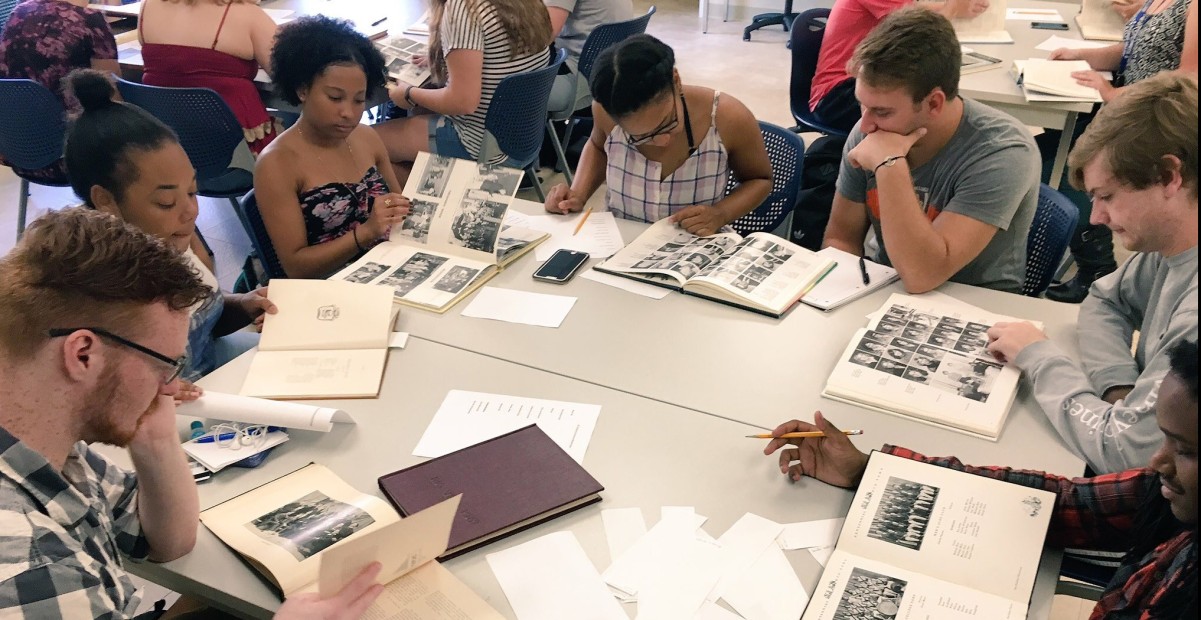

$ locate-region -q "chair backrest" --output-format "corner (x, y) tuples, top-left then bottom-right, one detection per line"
(114, 78), (244, 181)
(789, 9), (847, 137)
(576, 5), (657, 81)
(0, 0), (19, 33)
(239, 190), (288, 281)
(483, 48), (567, 167)
(1024, 184), (1080, 297)
(0, 79), (66, 170)
(730, 122), (806, 236)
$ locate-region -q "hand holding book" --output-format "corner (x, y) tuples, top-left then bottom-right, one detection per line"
(274, 563), (384, 620)
(762, 412), (870, 488)
(362, 193), (411, 241)
(984, 321), (1049, 364)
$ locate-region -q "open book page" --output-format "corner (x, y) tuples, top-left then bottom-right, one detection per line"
(397, 153), (524, 264)
(800, 551), (1028, 620)
(598, 218), (744, 286)
(952, 0), (1014, 43)
(824, 294), (1032, 439)
(177, 391), (353, 432)
(199, 464), (400, 595)
(831, 452), (1054, 602)
(376, 36), (430, 86)
(1020, 59), (1103, 101)
(241, 348), (388, 399)
(1076, 0), (1126, 41)
(686, 232), (833, 311)
(332, 243), (496, 309)
(258, 280), (394, 351)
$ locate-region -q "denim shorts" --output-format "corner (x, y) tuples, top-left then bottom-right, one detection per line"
(427, 116), (474, 160)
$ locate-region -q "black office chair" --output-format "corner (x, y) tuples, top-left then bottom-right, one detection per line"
(789, 8), (849, 138)
(744, 0), (798, 41)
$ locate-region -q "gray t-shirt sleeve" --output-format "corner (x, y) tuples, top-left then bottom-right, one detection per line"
(939, 141), (1038, 230)
(835, 129), (869, 203)
(1014, 339), (1164, 474)
(1078, 255), (1152, 392)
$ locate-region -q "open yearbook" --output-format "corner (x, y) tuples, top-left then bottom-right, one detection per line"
(200, 464), (503, 619)
(951, 0), (1013, 44)
(822, 293), (1032, 440)
(331, 153), (547, 313)
(594, 219), (837, 317)
(1013, 59), (1105, 102)
(1076, 0), (1126, 41)
(801, 451), (1055, 620)
(241, 279), (396, 399)
(375, 35), (431, 86)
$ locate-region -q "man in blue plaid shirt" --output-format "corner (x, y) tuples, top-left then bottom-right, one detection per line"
(0, 209), (383, 618)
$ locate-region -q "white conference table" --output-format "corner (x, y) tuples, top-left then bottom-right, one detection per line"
(122, 338), (1071, 620)
(399, 202), (1085, 474)
(958, 1), (1101, 189)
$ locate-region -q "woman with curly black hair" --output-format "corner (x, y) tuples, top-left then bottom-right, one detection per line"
(254, 15), (412, 279)
(372, 0), (552, 178)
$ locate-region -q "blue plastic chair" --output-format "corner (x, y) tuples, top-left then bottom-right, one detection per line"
(1024, 184), (1080, 297)
(114, 78), (254, 235)
(479, 48), (567, 202)
(1, 0), (19, 33)
(789, 9), (849, 138)
(729, 122), (806, 236)
(239, 190), (288, 282)
(547, 6), (657, 184)
(0, 79), (69, 239)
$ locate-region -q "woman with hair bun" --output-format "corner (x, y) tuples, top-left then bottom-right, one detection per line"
(63, 69), (275, 385)
(543, 34), (771, 237)
(254, 15), (412, 279)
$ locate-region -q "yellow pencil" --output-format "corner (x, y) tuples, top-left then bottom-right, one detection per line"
(572, 207), (593, 236)
(745, 430), (864, 439)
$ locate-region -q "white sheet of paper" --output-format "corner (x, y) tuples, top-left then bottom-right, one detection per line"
(486, 531), (626, 620)
(776, 518), (845, 551)
(178, 391), (353, 432)
(695, 603), (744, 620)
(181, 431), (288, 472)
(523, 212), (626, 261)
(636, 536), (723, 620)
(412, 390), (600, 463)
(262, 8), (295, 22)
(709, 513), (785, 601)
(720, 544), (810, 620)
(461, 287), (577, 328)
(1035, 34), (1112, 51)
(602, 508), (648, 563)
(603, 507), (707, 598)
(388, 332), (410, 348)
(1005, 8), (1063, 21)
(808, 545), (835, 567)
(580, 268), (672, 299)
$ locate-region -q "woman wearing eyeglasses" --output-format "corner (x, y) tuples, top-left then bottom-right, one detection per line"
(543, 34), (772, 237)
(62, 69), (276, 386)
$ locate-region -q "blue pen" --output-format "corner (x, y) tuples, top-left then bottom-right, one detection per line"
(194, 426), (285, 443)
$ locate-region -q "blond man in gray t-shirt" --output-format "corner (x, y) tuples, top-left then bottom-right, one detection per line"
(824, 8), (1039, 295)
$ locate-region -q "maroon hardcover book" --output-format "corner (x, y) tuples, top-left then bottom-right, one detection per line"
(378, 424), (604, 559)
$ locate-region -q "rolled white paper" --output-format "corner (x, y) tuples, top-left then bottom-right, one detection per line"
(178, 391), (353, 432)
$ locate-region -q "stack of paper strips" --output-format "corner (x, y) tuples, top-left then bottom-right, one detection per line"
(1015, 59), (1105, 102)
(822, 292), (1037, 440)
(1076, 0), (1127, 41)
(952, 0), (1014, 43)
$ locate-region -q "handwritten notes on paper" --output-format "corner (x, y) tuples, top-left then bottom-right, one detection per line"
(412, 390), (601, 463)
(507, 211), (625, 262)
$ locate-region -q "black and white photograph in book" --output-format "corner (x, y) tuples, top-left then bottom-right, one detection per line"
(343, 261), (389, 284)
(432, 265), (480, 293)
(244, 492), (376, 562)
(475, 165), (522, 196)
(379, 253), (449, 296)
(396, 199), (437, 243)
(867, 476), (939, 551)
(448, 190), (506, 252)
(416, 155), (452, 198)
(927, 354), (1003, 403)
(832, 567), (907, 620)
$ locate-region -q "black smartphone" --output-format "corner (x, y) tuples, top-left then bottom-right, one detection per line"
(1031, 21), (1070, 30)
(532, 249), (589, 284)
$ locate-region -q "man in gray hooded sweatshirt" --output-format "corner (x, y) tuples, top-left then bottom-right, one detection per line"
(986, 72), (1198, 474)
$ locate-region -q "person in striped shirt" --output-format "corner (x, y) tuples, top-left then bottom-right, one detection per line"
(373, 0), (552, 181)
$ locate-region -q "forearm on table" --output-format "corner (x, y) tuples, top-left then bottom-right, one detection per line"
(569, 138), (608, 201)
(129, 439), (199, 562)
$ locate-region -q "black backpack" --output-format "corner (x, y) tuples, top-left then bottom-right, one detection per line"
(790, 135), (845, 250)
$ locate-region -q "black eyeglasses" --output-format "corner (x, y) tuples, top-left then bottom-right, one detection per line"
(626, 88), (681, 146)
(48, 327), (188, 384)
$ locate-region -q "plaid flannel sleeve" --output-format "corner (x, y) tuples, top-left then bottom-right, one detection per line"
(82, 447), (150, 561)
(882, 445), (1156, 550)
